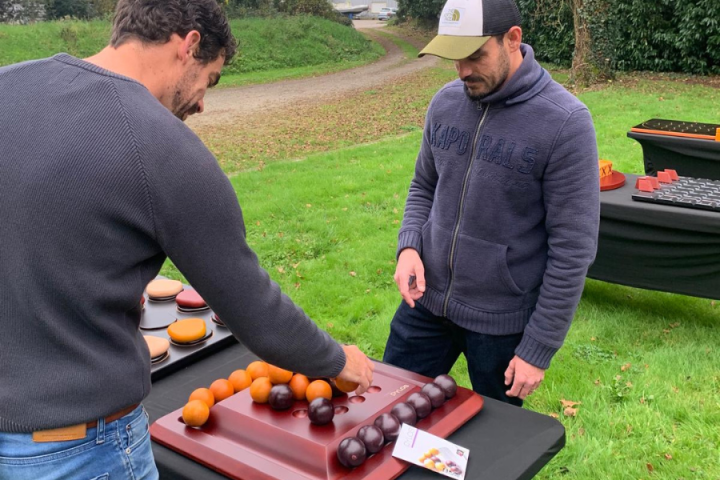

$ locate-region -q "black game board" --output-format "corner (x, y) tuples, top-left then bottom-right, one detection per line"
(142, 280), (236, 382)
(631, 119), (720, 140)
(632, 176), (720, 212)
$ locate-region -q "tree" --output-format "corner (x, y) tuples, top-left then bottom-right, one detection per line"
(568, 0), (613, 87)
(397, 0), (444, 24)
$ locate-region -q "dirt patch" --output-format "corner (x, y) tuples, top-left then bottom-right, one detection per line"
(187, 26), (437, 129)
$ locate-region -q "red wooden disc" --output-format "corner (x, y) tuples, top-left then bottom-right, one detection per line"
(600, 171), (626, 191)
(175, 289), (207, 309)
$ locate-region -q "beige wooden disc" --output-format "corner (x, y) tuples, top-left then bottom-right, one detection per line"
(144, 335), (170, 358)
(146, 279), (183, 299)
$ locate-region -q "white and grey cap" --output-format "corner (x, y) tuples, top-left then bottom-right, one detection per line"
(419, 0), (522, 60)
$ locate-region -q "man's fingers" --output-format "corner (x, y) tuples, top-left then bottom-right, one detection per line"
(517, 383), (534, 400)
(506, 376), (525, 398)
(504, 362), (515, 386)
(395, 273), (415, 308)
(356, 375), (370, 395)
(403, 294), (416, 308)
(415, 263), (426, 292)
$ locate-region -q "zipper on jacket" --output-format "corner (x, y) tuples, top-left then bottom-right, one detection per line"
(442, 104), (489, 317)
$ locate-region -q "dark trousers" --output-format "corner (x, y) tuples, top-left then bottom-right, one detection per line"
(383, 301), (524, 407)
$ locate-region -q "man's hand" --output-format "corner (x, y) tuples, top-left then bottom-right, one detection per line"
(337, 345), (375, 394)
(394, 249), (426, 308)
(505, 355), (545, 400)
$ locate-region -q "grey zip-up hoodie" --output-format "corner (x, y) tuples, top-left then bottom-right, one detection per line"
(398, 44), (600, 369)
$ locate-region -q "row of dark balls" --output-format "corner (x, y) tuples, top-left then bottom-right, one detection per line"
(336, 374), (458, 469)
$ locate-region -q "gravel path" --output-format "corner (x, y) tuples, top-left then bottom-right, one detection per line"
(187, 21), (437, 129)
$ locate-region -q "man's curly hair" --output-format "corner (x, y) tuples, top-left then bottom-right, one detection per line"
(111, 0), (236, 65)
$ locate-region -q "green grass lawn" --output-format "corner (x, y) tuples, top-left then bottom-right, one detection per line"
(370, 29), (420, 60)
(0, 16), (384, 87)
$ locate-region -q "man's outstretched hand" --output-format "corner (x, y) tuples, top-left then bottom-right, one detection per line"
(337, 345), (375, 394)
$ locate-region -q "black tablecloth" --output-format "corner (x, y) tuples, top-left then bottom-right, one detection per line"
(588, 173), (720, 299)
(628, 132), (720, 181)
(146, 343), (565, 480)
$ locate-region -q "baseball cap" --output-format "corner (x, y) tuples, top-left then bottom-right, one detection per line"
(419, 0), (522, 60)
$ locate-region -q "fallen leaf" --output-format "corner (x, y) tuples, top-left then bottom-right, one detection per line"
(563, 407), (578, 417)
(277, 266), (285, 274)
(647, 462), (654, 472)
(292, 262), (301, 269)
(306, 204), (312, 208)
(255, 221), (260, 226)
(626, 424), (632, 433)
(342, 207), (348, 211)
(561, 399), (581, 408)
(591, 336), (597, 341)
(294, 282), (301, 289)
(669, 322), (680, 329)
(626, 381), (633, 388)
(393, 219), (400, 224)
(349, 271), (357, 277)
(578, 428), (585, 436)
(621, 363), (631, 371)
(278, 232), (284, 238)
(365, 289), (371, 294)
(376, 269), (383, 275)
(663, 329), (670, 334)
(672, 386), (679, 393)
(664, 453), (672, 460)
(326, 322), (334, 329)
(594, 378), (601, 386)
(549, 413), (559, 418)
(640, 397), (645, 404)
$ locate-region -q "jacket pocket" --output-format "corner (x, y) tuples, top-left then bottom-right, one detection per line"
(451, 233), (525, 310)
(420, 221), (452, 292)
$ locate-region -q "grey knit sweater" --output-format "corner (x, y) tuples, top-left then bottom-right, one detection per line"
(0, 54), (345, 433)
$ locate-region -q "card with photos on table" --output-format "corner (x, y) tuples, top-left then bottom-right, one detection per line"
(392, 424), (469, 479)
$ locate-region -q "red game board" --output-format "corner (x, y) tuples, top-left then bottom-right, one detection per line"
(150, 362), (484, 480)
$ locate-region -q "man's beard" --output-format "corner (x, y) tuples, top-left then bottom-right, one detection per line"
(463, 50), (510, 102)
(172, 70), (200, 121)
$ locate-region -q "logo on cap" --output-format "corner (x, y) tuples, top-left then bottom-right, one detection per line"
(440, 7), (463, 26)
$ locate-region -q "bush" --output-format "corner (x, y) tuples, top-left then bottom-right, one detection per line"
(396, 0), (444, 22)
(517, 0), (720, 74)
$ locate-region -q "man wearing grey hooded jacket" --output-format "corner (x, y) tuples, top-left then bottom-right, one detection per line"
(384, 0), (600, 407)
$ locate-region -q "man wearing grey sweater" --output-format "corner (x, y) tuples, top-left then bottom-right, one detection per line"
(385, 0), (600, 407)
(0, 1), (373, 478)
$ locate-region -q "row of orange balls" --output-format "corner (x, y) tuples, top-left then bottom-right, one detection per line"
(181, 361), (356, 427)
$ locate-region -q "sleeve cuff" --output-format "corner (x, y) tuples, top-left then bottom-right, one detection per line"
(397, 230), (423, 259)
(515, 334), (558, 370)
(327, 342), (347, 378)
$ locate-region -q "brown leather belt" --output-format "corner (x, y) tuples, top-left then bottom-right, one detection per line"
(87, 403), (139, 428)
(33, 404), (140, 443)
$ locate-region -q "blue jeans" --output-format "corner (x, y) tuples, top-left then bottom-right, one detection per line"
(0, 405), (159, 480)
(384, 301), (524, 407)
